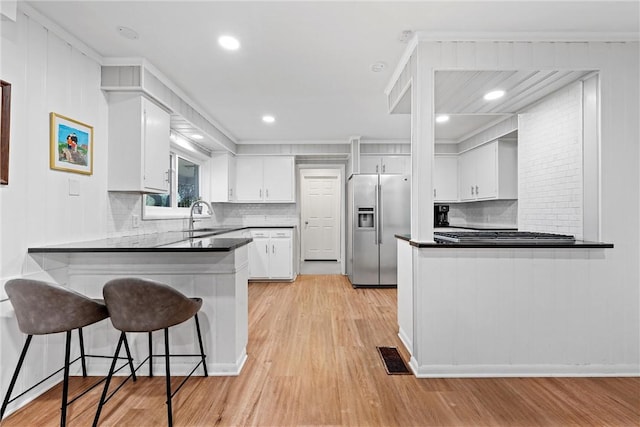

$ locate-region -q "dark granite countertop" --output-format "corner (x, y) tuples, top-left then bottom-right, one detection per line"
(27, 226), (291, 253)
(395, 233), (613, 249)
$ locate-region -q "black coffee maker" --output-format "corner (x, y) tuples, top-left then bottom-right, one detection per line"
(434, 205), (449, 227)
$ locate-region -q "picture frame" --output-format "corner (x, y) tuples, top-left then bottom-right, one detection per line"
(50, 112), (93, 175)
(0, 80), (11, 185)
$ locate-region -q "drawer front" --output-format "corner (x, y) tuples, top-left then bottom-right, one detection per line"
(270, 229), (292, 238)
(251, 229), (270, 238)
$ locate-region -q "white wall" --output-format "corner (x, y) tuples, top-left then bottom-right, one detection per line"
(0, 10), (110, 413)
(518, 81), (584, 238)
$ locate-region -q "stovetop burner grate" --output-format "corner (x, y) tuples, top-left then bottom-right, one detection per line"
(434, 231), (576, 244)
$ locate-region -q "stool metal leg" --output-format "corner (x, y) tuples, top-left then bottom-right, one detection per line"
(194, 314), (208, 377)
(122, 334), (137, 382)
(93, 332), (125, 427)
(163, 328), (173, 427)
(148, 331), (153, 377)
(1, 334), (33, 420)
(78, 328), (87, 377)
(60, 330), (72, 427)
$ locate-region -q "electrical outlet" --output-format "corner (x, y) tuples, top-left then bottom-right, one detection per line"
(132, 214), (140, 228)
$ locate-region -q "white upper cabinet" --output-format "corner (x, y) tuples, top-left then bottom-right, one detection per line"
(360, 155), (410, 174)
(434, 156), (458, 202)
(458, 139), (517, 201)
(210, 152), (236, 202)
(235, 156), (295, 203)
(108, 93), (170, 193)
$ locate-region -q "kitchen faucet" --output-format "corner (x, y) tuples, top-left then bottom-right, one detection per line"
(189, 200), (213, 231)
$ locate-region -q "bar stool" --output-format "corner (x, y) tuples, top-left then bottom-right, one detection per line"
(1, 279), (136, 427)
(93, 277), (208, 427)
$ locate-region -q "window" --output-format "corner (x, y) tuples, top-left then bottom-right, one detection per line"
(143, 151), (206, 219)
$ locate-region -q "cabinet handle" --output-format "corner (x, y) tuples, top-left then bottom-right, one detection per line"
(471, 186), (474, 195)
(382, 164), (386, 173)
(260, 189), (262, 199)
(265, 244), (268, 254)
(475, 185), (479, 195)
(266, 189), (269, 198)
(229, 188), (233, 197)
(375, 165), (379, 174)
(272, 244), (275, 254)
(434, 189), (436, 198)
(165, 170), (170, 184)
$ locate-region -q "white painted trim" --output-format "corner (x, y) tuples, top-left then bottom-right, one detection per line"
(412, 364), (640, 378)
(414, 30), (640, 43)
(17, 3), (104, 64)
(387, 78), (412, 114)
(360, 139), (410, 145)
(237, 139), (349, 145)
(385, 35), (419, 95)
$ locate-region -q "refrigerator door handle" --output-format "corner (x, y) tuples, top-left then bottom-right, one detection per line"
(378, 183), (383, 244)
(374, 184), (379, 245)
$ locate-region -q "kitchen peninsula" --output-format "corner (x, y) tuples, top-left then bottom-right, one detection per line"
(28, 231), (253, 376)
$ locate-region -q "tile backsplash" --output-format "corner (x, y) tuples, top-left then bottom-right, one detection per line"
(447, 200), (518, 228)
(107, 192), (298, 237)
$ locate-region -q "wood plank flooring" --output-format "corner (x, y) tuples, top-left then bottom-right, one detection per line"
(2, 275), (639, 426)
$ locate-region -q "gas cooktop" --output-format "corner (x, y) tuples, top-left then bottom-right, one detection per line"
(434, 231), (576, 244)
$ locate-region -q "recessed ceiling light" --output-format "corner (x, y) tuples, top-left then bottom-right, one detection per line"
(371, 62), (386, 72)
(117, 26), (139, 40)
(436, 115), (450, 123)
(191, 134), (204, 140)
(262, 115), (275, 124)
(218, 35), (240, 51)
(484, 90), (505, 101)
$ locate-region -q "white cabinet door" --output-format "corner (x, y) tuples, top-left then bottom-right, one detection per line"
(108, 93), (170, 193)
(269, 237), (292, 279)
(474, 142), (498, 199)
(142, 98), (171, 192)
(458, 150), (476, 201)
(235, 157), (264, 202)
(360, 156), (381, 174)
(248, 235), (270, 279)
(264, 157), (294, 202)
(211, 153), (236, 202)
(434, 156), (458, 202)
(381, 156), (410, 174)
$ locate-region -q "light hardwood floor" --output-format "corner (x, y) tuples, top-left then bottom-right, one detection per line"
(2, 275), (639, 426)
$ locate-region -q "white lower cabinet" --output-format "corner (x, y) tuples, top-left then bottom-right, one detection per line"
(247, 229), (293, 280)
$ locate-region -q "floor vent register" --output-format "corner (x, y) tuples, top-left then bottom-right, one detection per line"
(376, 346), (412, 375)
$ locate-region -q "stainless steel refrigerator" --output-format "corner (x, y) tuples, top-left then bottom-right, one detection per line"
(347, 174), (410, 287)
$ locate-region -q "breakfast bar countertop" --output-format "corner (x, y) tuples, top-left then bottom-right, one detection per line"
(28, 230), (252, 253)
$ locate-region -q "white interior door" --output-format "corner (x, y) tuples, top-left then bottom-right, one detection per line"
(301, 170), (341, 261)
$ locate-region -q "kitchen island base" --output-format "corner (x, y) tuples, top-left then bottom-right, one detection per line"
(33, 247), (249, 377)
(397, 239), (636, 378)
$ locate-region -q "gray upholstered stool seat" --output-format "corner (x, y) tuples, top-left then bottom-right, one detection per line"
(1, 279), (136, 427)
(93, 277), (208, 427)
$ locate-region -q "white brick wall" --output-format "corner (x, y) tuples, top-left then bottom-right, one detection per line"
(518, 81), (583, 239)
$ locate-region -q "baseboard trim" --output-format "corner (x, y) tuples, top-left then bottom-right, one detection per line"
(412, 363), (640, 378)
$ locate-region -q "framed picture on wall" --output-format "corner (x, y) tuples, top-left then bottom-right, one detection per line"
(50, 112), (93, 175)
(0, 80), (11, 185)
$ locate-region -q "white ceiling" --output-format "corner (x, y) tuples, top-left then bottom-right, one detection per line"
(26, 1), (640, 148)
